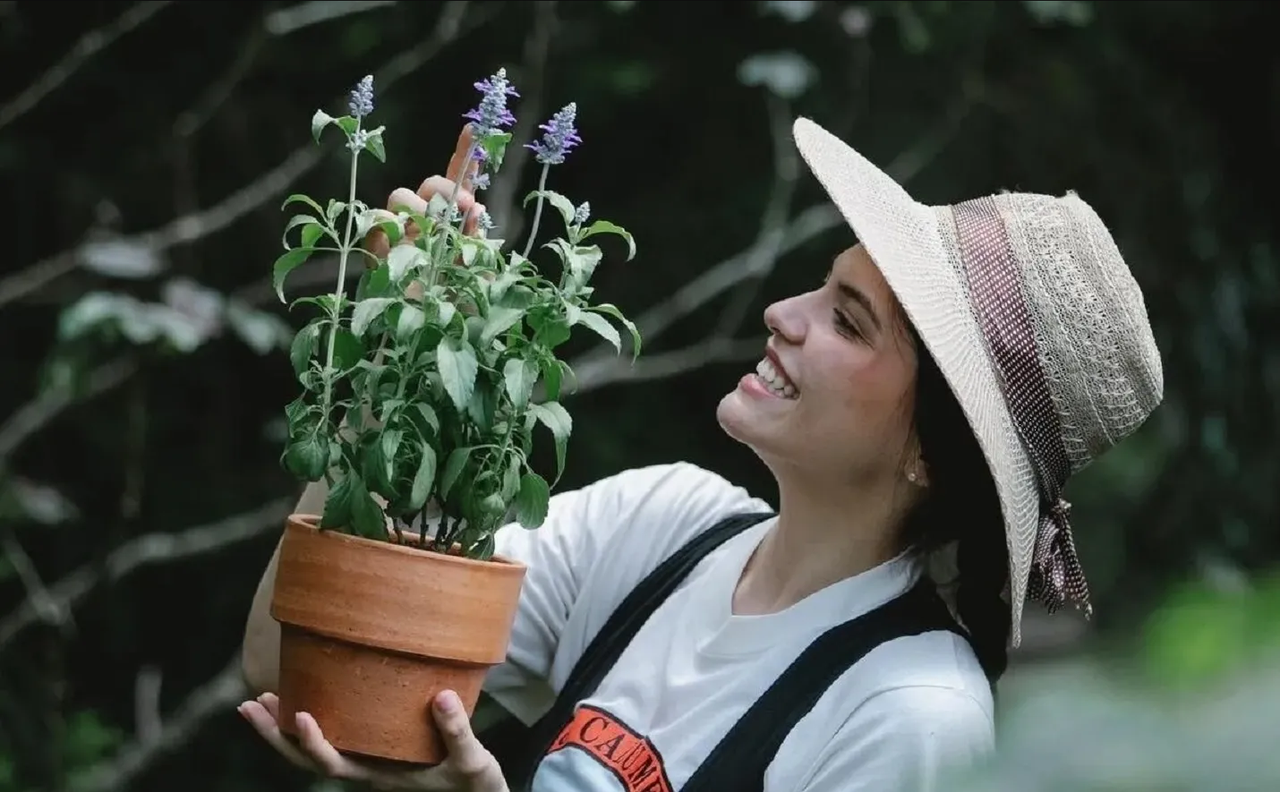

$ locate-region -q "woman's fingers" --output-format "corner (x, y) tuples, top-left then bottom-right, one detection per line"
(295, 711), (370, 781)
(415, 175), (485, 232)
(432, 691), (506, 791)
(444, 124), (480, 191)
(238, 696), (317, 772)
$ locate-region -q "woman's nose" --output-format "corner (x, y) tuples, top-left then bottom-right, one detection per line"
(763, 296), (805, 345)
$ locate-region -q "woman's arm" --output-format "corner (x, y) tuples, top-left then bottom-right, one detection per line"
(241, 479), (329, 695)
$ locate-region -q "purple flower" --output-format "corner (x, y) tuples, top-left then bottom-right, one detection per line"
(464, 68), (519, 135)
(349, 75), (374, 118)
(525, 102), (581, 165)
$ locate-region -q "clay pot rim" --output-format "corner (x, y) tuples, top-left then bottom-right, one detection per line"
(286, 513), (528, 574)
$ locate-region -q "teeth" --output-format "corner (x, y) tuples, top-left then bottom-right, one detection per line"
(754, 358), (798, 399)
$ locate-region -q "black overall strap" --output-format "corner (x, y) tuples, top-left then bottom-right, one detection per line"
(680, 579), (966, 792)
(502, 511), (776, 791)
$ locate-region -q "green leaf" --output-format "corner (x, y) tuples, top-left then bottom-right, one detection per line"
(283, 193), (326, 216)
(479, 131), (512, 172)
(350, 479), (386, 539)
(481, 306), (525, 347)
(528, 306), (572, 350)
(489, 271), (521, 304)
(282, 214), (324, 250)
(332, 328), (364, 371)
(273, 246), (317, 303)
(437, 336), (479, 414)
(581, 220), (637, 261)
(358, 261), (391, 300)
(503, 358), (538, 411)
(501, 454), (522, 501)
(396, 304), (425, 342)
(290, 321), (321, 378)
(302, 222), (325, 249)
(387, 244), (424, 283)
(336, 116), (359, 136)
(590, 303), (642, 360)
(311, 110), (336, 142)
(283, 433), (327, 481)
(467, 373), (498, 432)
(530, 401), (572, 483)
(409, 403), (439, 436)
(380, 429), (404, 486)
(540, 356), (563, 401)
(428, 296), (458, 332)
(514, 472), (551, 529)
(376, 219), (404, 247)
(320, 474), (354, 529)
(409, 442), (437, 512)
(350, 297), (396, 337)
(440, 446), (474, 500)
(575, 310), (621, 353)
(365, 128), (386, 162)
(524, 189), (577, 229)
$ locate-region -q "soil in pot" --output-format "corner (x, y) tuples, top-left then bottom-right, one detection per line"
(270, 514), (527, 765)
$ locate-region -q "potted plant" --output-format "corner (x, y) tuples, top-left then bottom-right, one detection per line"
(266, 70), (640, 765)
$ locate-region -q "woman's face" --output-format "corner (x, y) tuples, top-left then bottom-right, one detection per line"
(717, 243), (923, 489)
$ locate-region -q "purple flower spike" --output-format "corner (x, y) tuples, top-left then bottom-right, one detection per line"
(526, 102), (581, 166)
(349, 75), (374, 119)
(464, 67), (519, 136)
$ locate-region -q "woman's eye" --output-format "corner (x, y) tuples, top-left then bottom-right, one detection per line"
(833, 309), (861, 338)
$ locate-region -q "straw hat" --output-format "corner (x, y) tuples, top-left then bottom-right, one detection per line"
(791, 118), (1164, 646)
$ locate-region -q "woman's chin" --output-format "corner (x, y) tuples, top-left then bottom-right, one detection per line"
(716, 386), (786, 449)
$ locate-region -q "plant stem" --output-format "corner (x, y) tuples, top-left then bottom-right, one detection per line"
(429, 138), (480, 287)
(321, 120), (364, 426)
(520, 163), (550, 259)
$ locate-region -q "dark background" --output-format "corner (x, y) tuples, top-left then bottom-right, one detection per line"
(0, 2), (1276, 790)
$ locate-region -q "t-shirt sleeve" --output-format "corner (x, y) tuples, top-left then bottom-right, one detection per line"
(481, 461), (770, 725)
(791, 685), (995, 792)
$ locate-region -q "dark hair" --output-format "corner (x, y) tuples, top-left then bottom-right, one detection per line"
(897, 326), (1012, 687)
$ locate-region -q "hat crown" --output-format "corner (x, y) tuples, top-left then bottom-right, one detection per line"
(937, 191), (1164, 476)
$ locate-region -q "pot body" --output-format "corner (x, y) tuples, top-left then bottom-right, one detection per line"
(270, 515), (526, 765)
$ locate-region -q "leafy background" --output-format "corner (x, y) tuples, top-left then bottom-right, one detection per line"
(0, 1), (1276, 790)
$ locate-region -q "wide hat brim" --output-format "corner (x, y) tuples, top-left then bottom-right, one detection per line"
(791, 117), (1041, 647)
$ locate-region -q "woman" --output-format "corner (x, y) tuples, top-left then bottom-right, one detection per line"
(238, 117), (1164, 791)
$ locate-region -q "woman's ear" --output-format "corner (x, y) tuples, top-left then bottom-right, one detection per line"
(905, 458), (930, 487)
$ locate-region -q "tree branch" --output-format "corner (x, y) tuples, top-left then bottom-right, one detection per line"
(0, 359), (139, 464)
(0, 1), (172, 132)
(264, 0), (398, 37)
(68, 656), (247, 792)
(0, 0), (488, 312)
(171, 20), (270, 141)
(0, 526), (73, 636)
(573, 336), (766, 394)
(0, 497), (291, 648)
(134, 665), (163, 746)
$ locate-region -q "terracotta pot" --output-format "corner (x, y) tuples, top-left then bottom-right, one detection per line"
(269, 514), (526, 765)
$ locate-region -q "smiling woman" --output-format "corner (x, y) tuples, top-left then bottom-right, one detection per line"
(239, 116), (1165, 792)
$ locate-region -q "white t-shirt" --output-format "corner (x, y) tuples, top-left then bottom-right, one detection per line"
(482, 462), (995, 792)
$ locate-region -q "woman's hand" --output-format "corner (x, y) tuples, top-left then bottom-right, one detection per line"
(365, 123), (489, 261)
(239, 690), (508, 792)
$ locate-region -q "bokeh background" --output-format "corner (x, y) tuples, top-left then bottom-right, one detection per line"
(1, 1), (1277, 790)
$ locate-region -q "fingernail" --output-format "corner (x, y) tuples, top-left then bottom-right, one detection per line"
(236, 704), (248, 719)
(437, 690), (461, 714)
